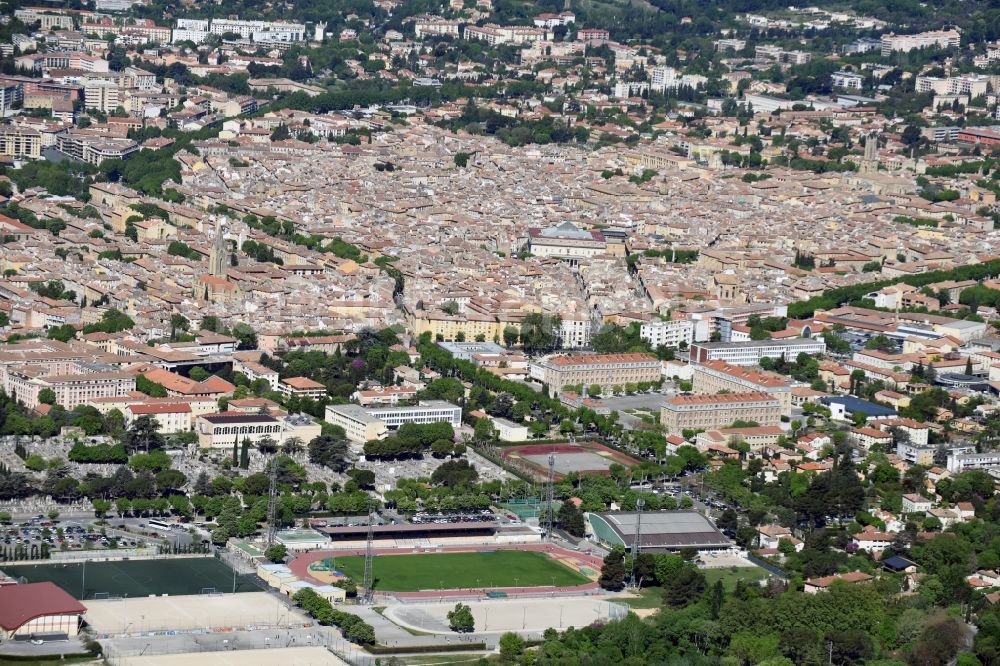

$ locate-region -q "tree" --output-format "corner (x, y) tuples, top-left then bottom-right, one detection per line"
(431, 460), (478, 487)
(308, 434), (350, 471)
(454, 152), (471, 167)
(502, 325), (519, 347)
(271, 124), (291, 141)
(901, 124), (922, 145)
(37, 388), (57, 405)
(599, 547), (626, 591)
(473, 418), (497, 443)
(662, 565), (705, 608)
(123, 415), (165, 453)
(188, 366), (210, 382)
(558, 500), (585, 537)
(239, 439), (250, 469)
(231, 322), (258, 350)
(447, 602), (475, 632)
(265, 543), (288, 563)
(498, 632), (525, 662)
(717, 508), (739, 533)
(170, 313), (189, 340)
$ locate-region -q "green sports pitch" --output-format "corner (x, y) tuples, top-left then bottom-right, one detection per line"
(331, 550), (589, 592)
(2, 557), (256, 599)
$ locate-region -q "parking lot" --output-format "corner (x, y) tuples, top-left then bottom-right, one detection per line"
(2, 518), (152, 554)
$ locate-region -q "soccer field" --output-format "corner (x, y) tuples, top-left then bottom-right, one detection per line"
(331, 550), (589, 592)
(2, 557), (256, 599)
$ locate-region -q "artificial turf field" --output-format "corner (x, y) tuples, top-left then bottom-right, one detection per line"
(2, 557), (256, 599)
(331, 550), (590, 592)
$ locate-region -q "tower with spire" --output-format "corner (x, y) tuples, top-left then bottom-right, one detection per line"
(208, 215), (227, 277)
(860, 131), (880, 174)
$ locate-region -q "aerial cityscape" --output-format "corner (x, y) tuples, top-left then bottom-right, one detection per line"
(0, 0), (999, 663)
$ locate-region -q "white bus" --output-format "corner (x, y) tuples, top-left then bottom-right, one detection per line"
(148, 519), (174, 531)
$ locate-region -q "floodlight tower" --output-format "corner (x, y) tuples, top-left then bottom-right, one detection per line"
(629, 498), (645, 589)
(545, 453), (555, 542)
(362, 501), (376, 604)
(265, 458), (280, 547)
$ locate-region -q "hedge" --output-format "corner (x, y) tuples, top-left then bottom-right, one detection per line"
(787, 258), (1000, 319)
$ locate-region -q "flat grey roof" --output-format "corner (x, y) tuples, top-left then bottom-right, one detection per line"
(594, 511), (732, 550)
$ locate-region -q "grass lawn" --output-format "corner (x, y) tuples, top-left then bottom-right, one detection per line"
(612, 566), (770, 609)
(703, 566), (769, 592)
(333, 550), (589, 592)
(610, 586), (664, 609)
(401, 655), (489, 665)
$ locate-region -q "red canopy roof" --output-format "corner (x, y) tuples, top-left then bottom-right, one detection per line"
(0, 582), (85, 630)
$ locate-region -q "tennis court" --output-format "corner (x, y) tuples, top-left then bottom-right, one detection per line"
(2, 557), (256, 599)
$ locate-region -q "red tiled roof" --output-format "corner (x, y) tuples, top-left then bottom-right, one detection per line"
(282, 376), (325, 390)
(128, 402), (191, 414)
(0, 582), (85, 630)
(548, 353), (656, 366)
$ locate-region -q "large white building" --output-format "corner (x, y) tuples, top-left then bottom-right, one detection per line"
(526, 221), (606, 261)
(84, 79), (120, 113)
(531, 353), (662, 396)
(559, 315), (592, 348)
(649, 66), (708, 92)
(640, 319), (710, 349)
(832, 71), (865, 90)
(689, 338), (826, 366)
(195, 412), (321, 449)
(880, 29), (960, 55)
(325, 401), (462, 444)
(208, 18), (305, 42)
(915, 74), (990, 97)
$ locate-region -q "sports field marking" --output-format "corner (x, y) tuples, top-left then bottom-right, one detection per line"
(327, 550), (589, 592)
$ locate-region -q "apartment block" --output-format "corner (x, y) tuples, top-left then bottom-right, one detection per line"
(5, 367), (135, 410)
(640, 319), (708, 349)
(0, 126), (41, 159)
(14, 8), (74, 30)
(56, 131), (139, 165)
(531, 353), (661, 396)
(559, 315), (592, 349)
(915, 74), (990, 97)
(832, 71), (865, 90)
(208, 18), (305, 42)
(692, 360), (792, 416)
(125, 402), (192, 433)
(660, 392), (782, 434)
(880, 30), (960, 55)
(84, 80), (121, 113)
(414, 19), (460, 38)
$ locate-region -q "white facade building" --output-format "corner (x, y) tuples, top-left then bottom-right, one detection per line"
(640, 319), (710, 349)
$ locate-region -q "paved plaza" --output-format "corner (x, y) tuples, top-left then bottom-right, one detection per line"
(385, 597), (627, 634)
(87, 592), (307, 634)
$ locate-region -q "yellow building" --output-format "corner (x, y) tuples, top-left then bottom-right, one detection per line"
(0, 126), (41, 159)
(409, 310), (506, 342)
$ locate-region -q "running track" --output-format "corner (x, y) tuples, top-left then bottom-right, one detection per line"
(287, 543), (603, 599)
